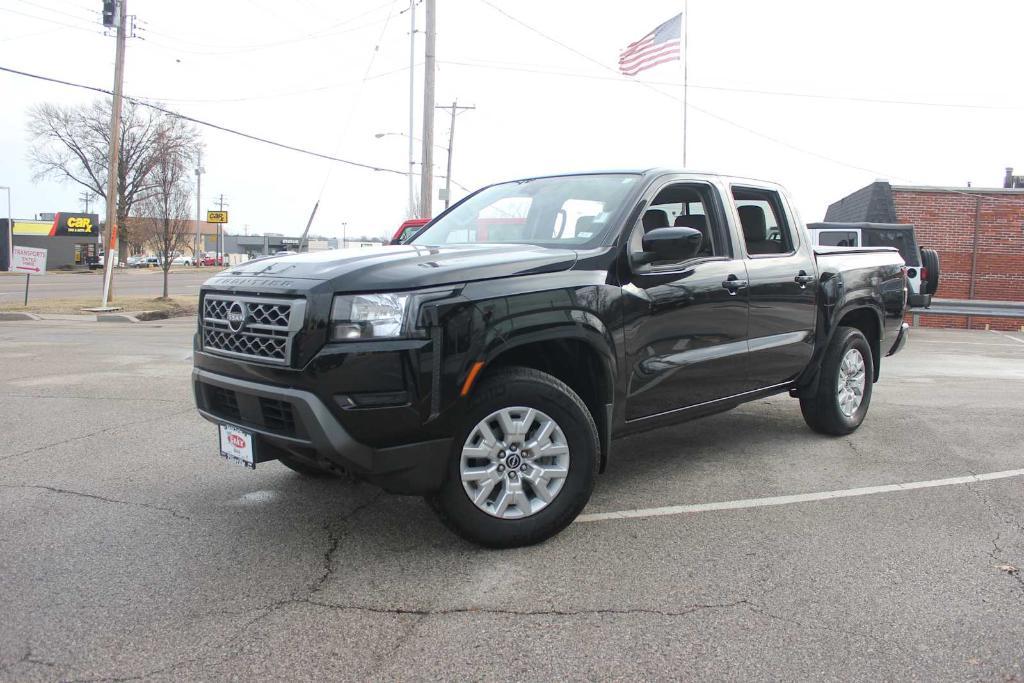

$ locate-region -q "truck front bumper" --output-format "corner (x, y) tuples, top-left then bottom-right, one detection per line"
(192, 368), (451, 494)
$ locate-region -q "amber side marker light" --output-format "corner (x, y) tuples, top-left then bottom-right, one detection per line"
(460, 361), (486, 396)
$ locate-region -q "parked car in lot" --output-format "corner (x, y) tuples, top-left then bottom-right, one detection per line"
(808, 222), (940, 307)
(197, 253), (224, 267)
(391, 218), (430, 244)
(172, 255), (194, 267)
(193, 169), (909, 547)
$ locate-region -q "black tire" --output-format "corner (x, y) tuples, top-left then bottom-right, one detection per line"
(277, 454), (341, 478)
(429, 367), (600, 549)
(920, 247), (940, 295)
(800, 326), (874, 436)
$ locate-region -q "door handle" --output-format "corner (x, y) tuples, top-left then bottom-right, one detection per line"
(794, 271), (815, 287)
(721, 276), (748, 295)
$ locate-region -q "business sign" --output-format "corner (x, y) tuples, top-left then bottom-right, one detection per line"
(11, 213), (99, 237)
(207, 211), (229, 224)
(11, 246), (47, 275)
(55, 213), (98, 235)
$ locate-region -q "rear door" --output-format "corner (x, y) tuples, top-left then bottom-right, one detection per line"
(732, 185), (818, 390)
(621, 178), (750, 420)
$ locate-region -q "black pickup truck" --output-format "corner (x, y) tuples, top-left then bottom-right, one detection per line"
(193, 170), (909, 547)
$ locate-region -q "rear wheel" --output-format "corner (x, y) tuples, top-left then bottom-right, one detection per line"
(920, 247), (940, 295)
(429, 367), (599, 548)
(800, 326), (874, 436)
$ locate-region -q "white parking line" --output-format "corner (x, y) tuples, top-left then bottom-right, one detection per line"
(914, 340), (1023, 348)
(575, 469), (1024, 523)
(991, 330), (1024, 345)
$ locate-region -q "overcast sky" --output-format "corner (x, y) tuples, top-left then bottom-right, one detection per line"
(1, 0), (1022, 240)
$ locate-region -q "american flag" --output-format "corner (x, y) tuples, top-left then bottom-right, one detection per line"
(618, 14), (682, 77)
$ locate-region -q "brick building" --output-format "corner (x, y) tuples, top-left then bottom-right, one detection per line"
(825, 178), (1024, 331)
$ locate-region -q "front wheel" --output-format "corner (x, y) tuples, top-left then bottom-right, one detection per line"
(429, 367), (599, 548)
(800, 326), (874, 436)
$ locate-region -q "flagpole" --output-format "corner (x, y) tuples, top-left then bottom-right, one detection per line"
(682, 0), (688, 167)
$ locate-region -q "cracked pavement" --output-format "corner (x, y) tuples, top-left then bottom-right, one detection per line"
(1, 319), (1022, 681)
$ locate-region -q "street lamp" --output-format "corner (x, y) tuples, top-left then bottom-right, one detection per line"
(0, 186), (11, 272)
(375, 131), (448, 153)
(374, 132), (459, 210)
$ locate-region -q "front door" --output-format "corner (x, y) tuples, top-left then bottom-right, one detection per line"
(622, 180), (751, 421)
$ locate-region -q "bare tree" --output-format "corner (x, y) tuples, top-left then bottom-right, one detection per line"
(27, 99), (200, 259)
(138, 131), (196, 299)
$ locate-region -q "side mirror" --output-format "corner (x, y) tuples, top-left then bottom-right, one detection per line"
(632, 227), (702, 266)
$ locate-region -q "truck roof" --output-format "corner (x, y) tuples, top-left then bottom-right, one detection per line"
(500, 168), (785, 189)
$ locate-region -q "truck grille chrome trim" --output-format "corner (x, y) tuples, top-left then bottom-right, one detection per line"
(201, 294), (306, 365)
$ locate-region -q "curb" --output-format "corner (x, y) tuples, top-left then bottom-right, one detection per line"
(97, 312), (141, 323)
(96, 310), (171, 323)
(0, 312), (43, 321)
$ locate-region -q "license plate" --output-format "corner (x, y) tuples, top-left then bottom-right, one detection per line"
(219, 424), (255, 469)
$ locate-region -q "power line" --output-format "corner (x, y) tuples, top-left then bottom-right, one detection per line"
(140, 10), (396, 57)
(473, 0), (911, 180)
(440, 58), (1024, 112)
(13, 0), (96, 22)
(0, 6), (103, 35)
(311, 0), (400, 206)
(0, 64), (410, 176)
(130, 63), (416, 105)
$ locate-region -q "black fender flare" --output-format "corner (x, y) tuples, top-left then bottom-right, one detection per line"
(796, 299), (885, 396)
(472, 316), (617, 472)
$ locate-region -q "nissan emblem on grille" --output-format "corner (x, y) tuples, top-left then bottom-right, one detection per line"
(201, 295), (302, 365)
(226, 302), (247, 332)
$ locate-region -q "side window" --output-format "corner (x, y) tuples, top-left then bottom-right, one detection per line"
(732, 187), (795, 256)
(628, 182), (727, 264)
(818, 230), (858, 247)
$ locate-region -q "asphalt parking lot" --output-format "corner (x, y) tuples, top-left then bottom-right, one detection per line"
(0, 269), (214, 302)
(1, 319), (1022, 681)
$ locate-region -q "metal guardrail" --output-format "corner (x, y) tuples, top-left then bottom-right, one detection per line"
(914, 298), (1024, 318)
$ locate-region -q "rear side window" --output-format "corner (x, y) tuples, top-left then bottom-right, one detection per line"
(732, 187), (795, 256)
(863, 229), (921, 266)
(818, 230), (859, 247)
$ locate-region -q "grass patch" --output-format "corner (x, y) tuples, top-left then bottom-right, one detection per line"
(0, 295), (198, 317)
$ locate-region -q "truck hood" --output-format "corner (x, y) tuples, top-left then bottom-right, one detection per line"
(217, 244), (578, 291)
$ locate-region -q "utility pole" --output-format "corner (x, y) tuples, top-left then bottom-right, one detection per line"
(194, 150), (204, 260)
(215, 193), (227, 264)
(1, 186), (11, 273)
(419, 0), (436, 219)
(80, 191), (93, 213)
(341, 221), (348, 249)
(436, 101), (475, 210)
(100, 0), (127, 307)
(407, 0), (416, 217)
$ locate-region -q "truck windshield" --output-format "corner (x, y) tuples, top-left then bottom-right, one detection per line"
(410, 174), (640, 249)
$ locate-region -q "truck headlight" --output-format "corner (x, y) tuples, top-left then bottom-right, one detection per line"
(330, 293), (409, 340)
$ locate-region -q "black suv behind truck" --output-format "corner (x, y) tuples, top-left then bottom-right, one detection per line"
(193, 170), (909, 547)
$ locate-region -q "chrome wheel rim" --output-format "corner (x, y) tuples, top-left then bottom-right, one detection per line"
(837, 348), (867, 417)
(460, 406), (571, 519)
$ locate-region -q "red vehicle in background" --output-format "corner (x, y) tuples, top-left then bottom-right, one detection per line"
(390, 218), (430, 244)
(198, 253), (224, 267)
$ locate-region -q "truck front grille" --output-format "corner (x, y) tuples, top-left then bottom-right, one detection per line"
(201, 294), (306, 366)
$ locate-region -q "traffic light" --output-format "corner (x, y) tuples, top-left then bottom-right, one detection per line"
(102, 0), (118, 28)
